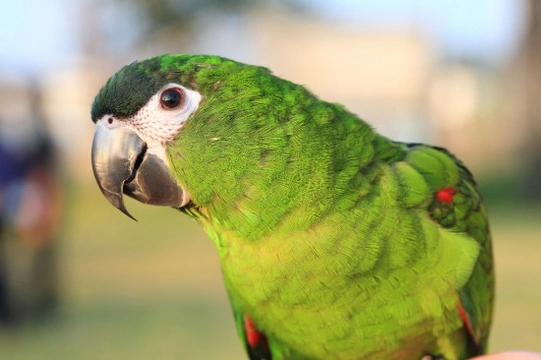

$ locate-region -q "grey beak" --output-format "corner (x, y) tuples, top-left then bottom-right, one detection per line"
(91, 125), (187, 220)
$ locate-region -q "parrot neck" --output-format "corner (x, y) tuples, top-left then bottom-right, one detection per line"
(168, 66), (405, 245)
(177, 120), (404, 247)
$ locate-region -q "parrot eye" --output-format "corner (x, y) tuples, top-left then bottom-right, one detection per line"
(160, 88), (185, 110)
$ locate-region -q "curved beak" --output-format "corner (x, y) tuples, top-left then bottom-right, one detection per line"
(91, 125), (187, 220)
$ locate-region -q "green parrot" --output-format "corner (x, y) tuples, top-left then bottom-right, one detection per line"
(90, 54), (494, 360)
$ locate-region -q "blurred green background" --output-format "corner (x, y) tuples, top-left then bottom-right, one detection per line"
(1, 0), (540, 359)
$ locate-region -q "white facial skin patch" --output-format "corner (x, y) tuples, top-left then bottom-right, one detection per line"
(96, 83), (202, 164)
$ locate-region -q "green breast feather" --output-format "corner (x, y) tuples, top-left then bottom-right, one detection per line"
(90, 54), (494, 360)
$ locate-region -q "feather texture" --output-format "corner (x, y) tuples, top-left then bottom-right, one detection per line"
(91, 54), (494, 360)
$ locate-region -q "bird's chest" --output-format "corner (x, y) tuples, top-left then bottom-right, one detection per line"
(216, 230), (461, 359)
(218, 235), (384, 358)
(219, 229), (358, 308)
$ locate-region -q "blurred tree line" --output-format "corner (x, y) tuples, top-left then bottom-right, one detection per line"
(79, 0), (307, 55)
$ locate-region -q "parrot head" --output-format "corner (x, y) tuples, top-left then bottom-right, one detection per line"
(90, 54), (285, 220)
(90, 55), (212, 219)
(91, 53), (337, 223)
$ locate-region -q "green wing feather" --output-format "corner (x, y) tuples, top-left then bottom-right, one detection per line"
(401, 143), (494, 355)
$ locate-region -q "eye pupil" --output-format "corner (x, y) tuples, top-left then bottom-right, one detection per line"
(160, 88), (184, 109)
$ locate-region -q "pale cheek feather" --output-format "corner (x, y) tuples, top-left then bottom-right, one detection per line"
(132, 84), (202, 145)
(97, 85), (201, 164)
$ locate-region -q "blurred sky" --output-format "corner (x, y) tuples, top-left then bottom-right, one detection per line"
(306, 0), (526, 64)
(0, 0), (526, 74)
